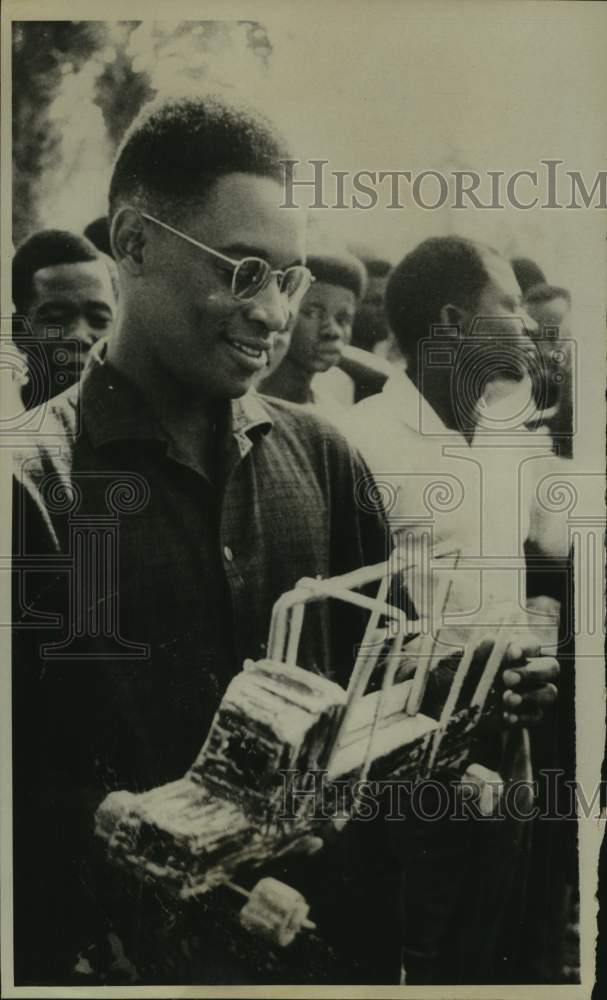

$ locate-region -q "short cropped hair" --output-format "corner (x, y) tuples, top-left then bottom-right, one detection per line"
(12, 229), (109, 315)
(108, 94), (291, 223)
(307, 252), (367, 301)
(511, 256), (547, 295)
(84, 216), (112, 257)
(360, 257), (392, 280)
(524, 283), (571, 307)
(385, 236), (497, 361)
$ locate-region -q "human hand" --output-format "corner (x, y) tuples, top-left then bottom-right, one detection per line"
(501, 640), (559, 727)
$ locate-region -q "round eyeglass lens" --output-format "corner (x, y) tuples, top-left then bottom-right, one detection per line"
(233, 258), (271, 299)
(281, 266), (311, 300)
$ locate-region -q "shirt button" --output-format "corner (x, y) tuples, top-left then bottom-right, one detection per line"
(223, 545), (234, 562)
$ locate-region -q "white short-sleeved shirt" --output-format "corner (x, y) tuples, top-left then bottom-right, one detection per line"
(338, 371), (567, 644)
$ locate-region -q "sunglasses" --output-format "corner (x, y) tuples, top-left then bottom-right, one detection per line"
(140, 211), (314, 304)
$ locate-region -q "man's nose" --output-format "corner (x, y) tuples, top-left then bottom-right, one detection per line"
(242, 279), (290, 333)
(520, 308), (538, 336)
(516, 325), (542, 374)
(72, 319), (100, 348)
(319, 316), (341, 340)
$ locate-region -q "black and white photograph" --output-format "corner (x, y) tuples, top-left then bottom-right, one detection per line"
(1, 1), (605, 996)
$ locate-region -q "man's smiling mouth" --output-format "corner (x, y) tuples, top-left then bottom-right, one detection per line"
(231, 340), (264, 359)
(226, 339), (270, 372)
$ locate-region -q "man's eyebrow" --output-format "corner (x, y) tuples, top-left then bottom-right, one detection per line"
(35, 300), (74, 311)
(36, 300), (114, 312)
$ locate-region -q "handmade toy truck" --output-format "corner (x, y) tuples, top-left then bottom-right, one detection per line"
(95, 555), (515, 953)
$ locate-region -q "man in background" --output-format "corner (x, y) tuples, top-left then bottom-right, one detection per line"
(336, 254), (396, 402)
(340, 235), (567, 984)
(341, 236), (558, 561)
(260, 250), (365, 416)
(12, 228), (118, 407)
(524, 283), (574, 458)
(351, 256), (391, 354)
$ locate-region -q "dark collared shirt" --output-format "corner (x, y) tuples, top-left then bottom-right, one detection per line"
(12, 354), (388, 982)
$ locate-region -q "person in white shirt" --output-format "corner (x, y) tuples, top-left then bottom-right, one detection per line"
(338, 235), (569, 985)
(339, 236), (569, 639)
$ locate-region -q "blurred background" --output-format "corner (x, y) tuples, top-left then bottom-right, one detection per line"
(11, 13), (605, 280)
(9, 8), (605, 459)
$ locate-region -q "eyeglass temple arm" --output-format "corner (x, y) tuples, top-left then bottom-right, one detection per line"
(140, 210), (313, 284)
(139, 211), (239, 268)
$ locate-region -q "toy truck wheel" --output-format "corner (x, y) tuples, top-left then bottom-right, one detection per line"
(238, 877), (313, 947)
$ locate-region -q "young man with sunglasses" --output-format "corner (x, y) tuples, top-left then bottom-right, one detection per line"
(12, 95), (395, 986)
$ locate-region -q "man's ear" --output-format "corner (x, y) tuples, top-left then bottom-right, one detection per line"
(439, 302), (467, 334)
(110, 208), (146, 275)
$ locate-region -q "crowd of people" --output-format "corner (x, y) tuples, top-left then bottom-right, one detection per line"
(10, 93), (577, 987)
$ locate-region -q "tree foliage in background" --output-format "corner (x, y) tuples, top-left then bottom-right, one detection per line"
(12, 21), (107, 245)
(93, 22), (152, 151)
(12, 20), (273, 246)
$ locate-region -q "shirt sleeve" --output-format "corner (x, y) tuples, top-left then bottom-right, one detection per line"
(323, 434), (391, 688)
(12, 477), (111, 983)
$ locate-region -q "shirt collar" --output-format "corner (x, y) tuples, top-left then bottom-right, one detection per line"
(81, 346), (273, 456)
(382, 369), (456, 437)
(382, 369), (539, 444)
(230, 391), (274, 458)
